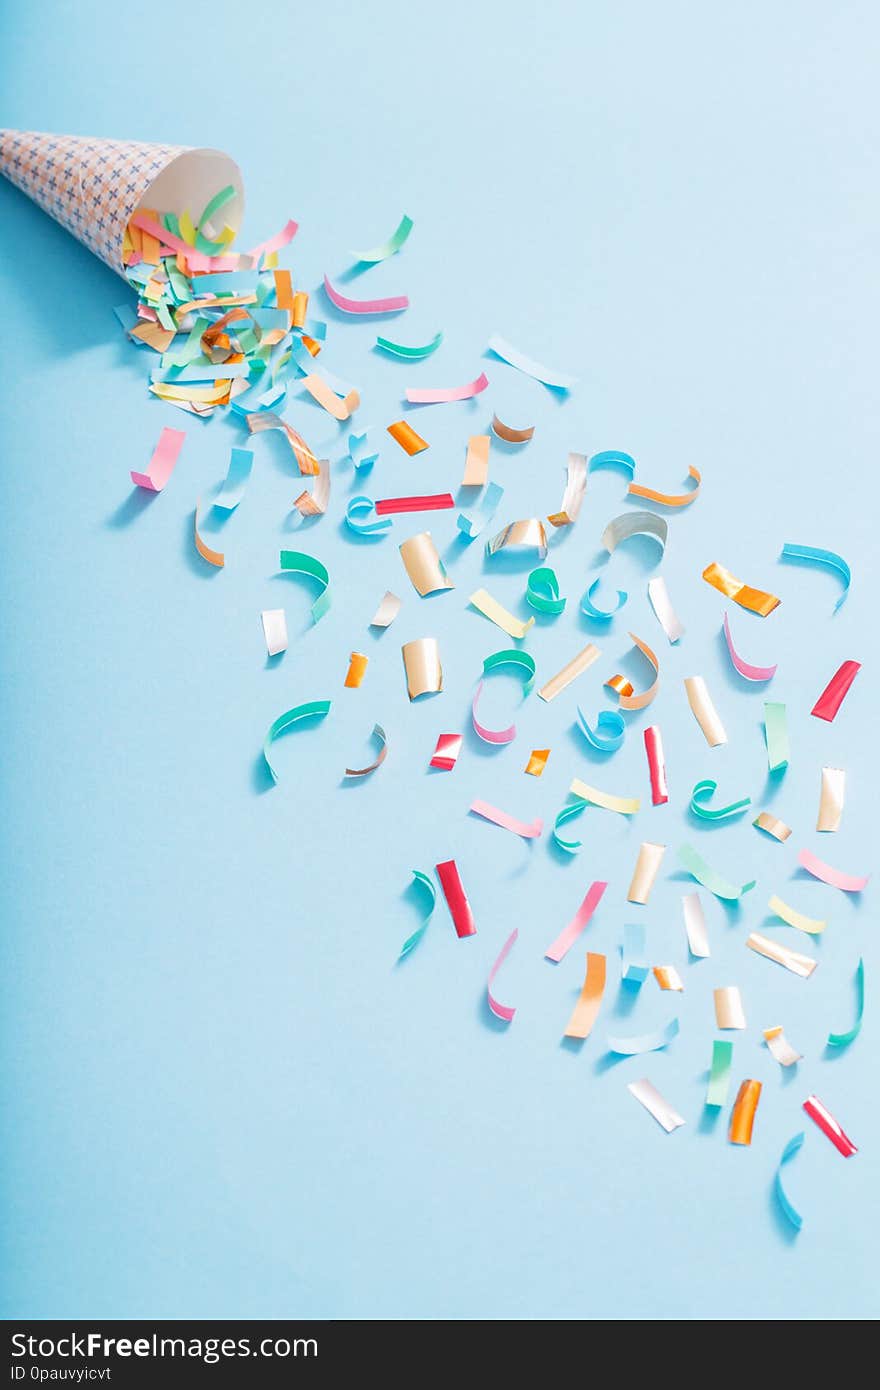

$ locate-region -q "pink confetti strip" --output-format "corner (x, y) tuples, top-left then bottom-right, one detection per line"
(643, 725), (669, 805)
(429, 733), (462, 771)
(803, 1094), (858, 1157)
(374, 494), (455, 515)
(405, 372), (489, 404)
(323, 273), (409, 315)
(544, 882), (608, 963)
(471, 680), (516, 745)
(436, 859), (476, 938)
(798, 848), (869, 892)
(469, 799), (543, 839)
(811, 660), (860, 721)
(246, 219), (299, 262)
(130, 426), (185, 492)
(487, 928), (518, 1023)
(722, 611), (778, 681)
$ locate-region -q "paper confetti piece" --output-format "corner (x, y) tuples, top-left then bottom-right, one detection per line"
(248, 412), (319, 475)
(753, 812), (792, 842)
(301, 373), (360, 421)
(346, 496), (392, 536)
(621, 922), (649, 984)
(705, 1039), (733, 1107)
(323, 273), (408, 315)
(729, 1080), (762, 1146)
(430, 734), (462, 771)
(491, 414), (535, 444)
(569, 778), (640, 816)
(194, 500), (224, 568)
(547, 452), (588, 526)
(526, 567), (566, 615)
(811, 660), (860, 722)
(247, 219), (299, 263)
(399, 532), (454, 596)
(487, 928), (518, 1023)
(763, 701), (790, 773)
(399, 869), (436, 958)
(803, 1095), (857, 1157)
(628, 843), (666, 905)
(602, 511), (668, 556)
(780, 542), (851, 612)
(405, 372), (489, 404)
(644, 726), (668, 804)
(654, 966), (684, 992)
(402, 638), (443, 700)
(722, 611), (777, 682)
(538, 643), (601, 702)
(213, 447), (254, 511)
(564, 952), (606, 1039)
(775, 1133), (805, 1231)
(690, 778), (751, 821)
(627, 1079), (685, 1133)
(646, 576), (684, 643)
(552, 799), (587, 854)
(486, 334), (576, 389)
(436, 859), (476, 938)
(345, 428), (380, 472)
(352, 213), (413, 263)
(262, 699), (331, 783)
(525, 748), (550, 777)
(376, 331), (443, 360)
(131, 426), (185, 491)
(344, 652), (369, 688)
(370, 591), (401, 627)
(468, 589), (534, 639)
(261, 608), (288, 656)
(769, 893), (826, 935)
(817, 767), (845, 832)
(683, 893), (710, 958)
(344, 722), (387, 777)
(386, 420), (429, 455)
(589, 449), (636, 479)
(684, 676), (727, 746)
(279, 550), (332, 622)
(608, 1019), (679, 1054)
(577, 708), (626, 754)
(605, 634), (660, 711)
(487, 518), (548, 559)
(469, 799), (543, 840)
(580, 577), (627, 621)
(375, 494), (455, 515)
(747, 932), (817, 978)
(798, 848), (869, 892)
(628, 465), (701, 508)
(702, 561), (780, 616)
(678, 844), (755, 901)
(714, 987), (746, 1030)
(462, 434), (490, 486)
(293, 455), (331, 518)
(764, 1026), (802, 1067)
(544, 882), (608, 963)
(457, 481), (504, 540)
(827, 958), (864, 1048)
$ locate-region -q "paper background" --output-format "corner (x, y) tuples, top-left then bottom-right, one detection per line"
(0, 0), (877, 1322)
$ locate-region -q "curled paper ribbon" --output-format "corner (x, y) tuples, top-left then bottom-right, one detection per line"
(399, 532), (454, 596)
(344, 722), (387, 777)
(678, 844), (756, 901)
(764, 1026), (802, 1067)
(386, 420), (429, 455)
(684, 676), (727, 746)
(248, 412), (319, 475)
(627, 843), (666, 905)
(606, 634), (660, 711)
(589, 449), (636, 479)
(262, 699), (331, 783)
(763, 701), (790, 772)
(601, 511), (668, 556)
(526, 567), (566, 615)
(487, 518), (548, 559)
(491, 414), (535, 444)
(544, 882), (608, 963)
(471, 649), (536, 744)
(577, 708), (626, 753)
(401, 638), (443, 700)
(690, 779), (751, 821)
(247, 219), (299, 264)
(729, 1080), (762, 1147)
(538, 643), (602, 702)
(646, 577), (684, 643)
(345, 496), (392, 536)
(563, 952), (606, 1039)
(345, 429), (380, 472)
(261, 609), (288, 657)
(553, 800), (587, 854)
(780, 542), (851, 612)
(627, 1079), (685, 1133)
(654, 966), (684, 992)
(817, 766), (845, 832)
(547, 452), (588, 526)
(214, 447), (254, 512)
(344, 652), (369, 689)
(293, 455), (330, 518)
(436, 859), (476, 939)
(131, 426), (185, 491)
(706, 1040), (733, 1107)
(405, 372), (489, 404)
(714, 986), (746, 1030)
(747, 932), (817, 978)
(430, 733), (462, 771)
(469, 799), (543, 840)
(352, 213), (413, 263)
(621, 922), (649, 984)
(487, 928), (518, 1023)
(399, 869), (436, 958)
(581, 577), (627, 621)
(469, 589), (534, 640)
(486, 333), (576, 389)
(279, 550), (331, 622)
(811, 660), (860, 722)
(376, 330), (443, 360)
(682, 893), (710, 958)
(769, 894), (826, 935)
(608, 1018), (679, 1055)
(194, 499), (225, 568)
(644, 726), (668, 804)
(753, 812), (792, 842)
(569, 778), (640, 816)
(798, 848), (869, 892)
(827, 958), (864, 1048)
(722, 611), (777, 681)
(457, 481), (504, 540)
(323, 273), (408, 315)
(775, 1133), (806, 1232)
(302, 373), (360, 421)
(803, 1095), (857, 1157)
(702, 561), (780, 616)
(376, 494), (455, 515)
(462, 434), (490, 487)
(370, 591), (401, 628)
(524, 748), (550, 777)
(628, 465), (701, 508)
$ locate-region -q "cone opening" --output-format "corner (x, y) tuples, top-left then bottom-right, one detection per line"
(136, 147), (245, 247)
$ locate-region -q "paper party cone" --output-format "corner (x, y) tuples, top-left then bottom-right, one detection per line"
(0, 129), (244, 276)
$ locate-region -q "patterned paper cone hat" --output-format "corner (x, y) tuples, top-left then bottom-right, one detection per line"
(0, 129), (244, 277)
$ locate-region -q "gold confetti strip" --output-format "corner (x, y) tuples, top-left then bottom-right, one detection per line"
(764, 1026), (802, 1067)
(491, 414), (535, 443)
(462, 434), (490, 486)
(627, 842), (666, 905)
(753, 811), (792, 842)
(746, 932), (817, 978)
(399, 532), (454, 596)
(684, 676), (727, 746)
(193, 499), (224, 569)
(401, 638), (443, 700)
(702, 561), (780, 617)
(605, 634), (659, 711)
(486, 518), (548, 559)
(301, 373), (360, 421)
(547, 451), (588, 527)
(714, 986), (746, 1029)
(370, 591), (401, 628)
(817, 766), (845, 832)
(537, 644), (601, 702)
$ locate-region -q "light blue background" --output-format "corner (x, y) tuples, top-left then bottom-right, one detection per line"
(1, 1), (877, 1321)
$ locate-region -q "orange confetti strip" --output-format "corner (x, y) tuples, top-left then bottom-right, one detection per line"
(563, 952), (606, 1039)
(525, 749), (550, 777)
(292, 291), (309, 329)
(628, 465), (701, 507)
(491, 414), (535, 443)
(302, 374), (360, 421)
(344, 652), (369, 688)
(274, 269), (295, 311)
(193, 503), (224, 569)
(702, 562), (780, 617)
(729, 1080), (762, 1146)
(604, 673), (634, 698)
(387, 420), (429, 455)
